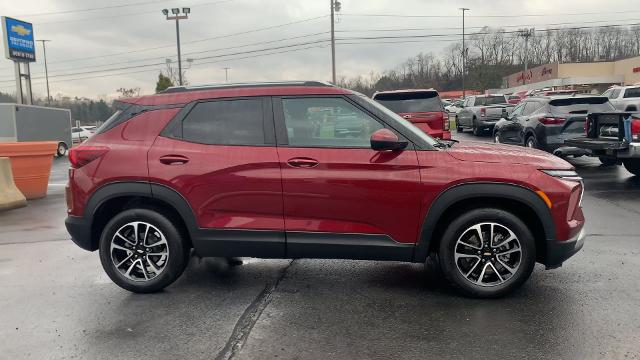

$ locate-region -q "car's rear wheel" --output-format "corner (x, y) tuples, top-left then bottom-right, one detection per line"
(623, 159), (640, 176)
(472, 119), (481, 136)
(99, 208), (190, 293)
(56, 142), (68, 157)
(525, 135), (538, 149)
(438, 208), (536, 298)
(599, 156), (618, 166)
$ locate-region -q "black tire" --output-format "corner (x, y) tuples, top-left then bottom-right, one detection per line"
(99, 208), (190, 293)
(456, 117), (463, 132)
(525, 135), (538, 149)
(598, 156), (618, 167)
(438, 208), (536, 298)
(493, 131), (501, 143)
(623, 159), (640, 176)
(56, 142), (68, 157)
(472, 118), (481, 136)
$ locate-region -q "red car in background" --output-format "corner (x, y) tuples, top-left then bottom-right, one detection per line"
(372, 89), (451, 139)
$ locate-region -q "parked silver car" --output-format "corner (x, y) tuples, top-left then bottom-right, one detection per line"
(455, 95), (514, 136)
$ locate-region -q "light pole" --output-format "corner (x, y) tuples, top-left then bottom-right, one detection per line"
(459, 7), (469, 98)
(37, 39), (51, 105)
(518, 28), (534, 85)
(162, 7), (190, 86)
(223, 67), (230, 82)
(330, 0), (341, 84)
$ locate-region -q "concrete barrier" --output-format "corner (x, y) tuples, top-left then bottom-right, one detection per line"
(0, 157), (27, 212)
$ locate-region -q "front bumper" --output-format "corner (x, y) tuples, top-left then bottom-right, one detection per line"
(65, 215), (95, 251)
(544, 229), (585, 269)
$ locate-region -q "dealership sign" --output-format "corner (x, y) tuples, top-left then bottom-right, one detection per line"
(2, 16), (35, 62)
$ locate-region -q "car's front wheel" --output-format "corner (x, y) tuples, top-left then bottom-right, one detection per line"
(472, 118), (481, 136)
(438, 208), (536, 298)
(493, 131), (501, 143)
(456, 117), (463, 132)
(525, 135), (538, 149)
(99, 208), (190, 293)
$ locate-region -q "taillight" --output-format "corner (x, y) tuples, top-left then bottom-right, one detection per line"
(632, 118), (640, 141)
(539, 117), (566, 125)
(480, 108), (486, 117)
(68, 145), (109, 168)
(442, 112), (450, 131)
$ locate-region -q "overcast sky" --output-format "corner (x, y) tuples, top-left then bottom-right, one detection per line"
(0, 0), (635, 100)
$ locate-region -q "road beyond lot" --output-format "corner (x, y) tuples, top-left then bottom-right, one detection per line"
(1, 134), (640, 360)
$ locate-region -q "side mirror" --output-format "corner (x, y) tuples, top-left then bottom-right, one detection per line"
(370, 129), (408, 151)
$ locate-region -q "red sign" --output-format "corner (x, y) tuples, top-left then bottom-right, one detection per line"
(633, 67), (640, 73)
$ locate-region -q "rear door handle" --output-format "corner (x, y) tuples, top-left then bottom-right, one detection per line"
(159, 155), (189, 165)
(287, 157), (319, 168)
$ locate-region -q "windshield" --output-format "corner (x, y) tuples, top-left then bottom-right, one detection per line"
(475, 96), (507, 106)
(358, 94), (439, 147)
(549, 97), (615, 114)
(374, 92), (444, 113)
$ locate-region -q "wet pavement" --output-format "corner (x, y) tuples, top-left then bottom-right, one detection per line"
(1, 135), (640, 360)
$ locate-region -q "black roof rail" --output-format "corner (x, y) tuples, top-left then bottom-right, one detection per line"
(159, 81), (334, 94)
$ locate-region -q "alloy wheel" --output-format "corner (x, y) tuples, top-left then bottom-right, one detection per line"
(110, 221), (170, 282)
(454, 222), (522, 287)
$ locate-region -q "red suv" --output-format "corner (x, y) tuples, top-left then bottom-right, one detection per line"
(372, 89), (451, 139)
(65, 81), (585, 298)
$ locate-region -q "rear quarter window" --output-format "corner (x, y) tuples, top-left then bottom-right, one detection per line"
(623, 87), (640, 98)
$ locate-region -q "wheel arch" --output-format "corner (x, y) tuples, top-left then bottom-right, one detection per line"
(413, 182), (556, 264)
(85, 182), (197, 251)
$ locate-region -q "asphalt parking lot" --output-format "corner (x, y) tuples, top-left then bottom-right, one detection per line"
(1, 134), (639, 360)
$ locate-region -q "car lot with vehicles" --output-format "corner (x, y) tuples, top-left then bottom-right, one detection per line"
(372, 89), (450, 139)
(493, 95), (615, 155)
(2, 129), (639, 359)
(455, 94), (515, 136)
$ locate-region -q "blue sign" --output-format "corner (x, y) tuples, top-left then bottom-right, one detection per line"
(2, 17), (35, 62)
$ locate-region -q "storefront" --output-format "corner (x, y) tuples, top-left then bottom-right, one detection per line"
(496, 56), (640, 94)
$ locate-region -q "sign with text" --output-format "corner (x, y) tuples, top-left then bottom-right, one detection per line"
(503, 63), (558, 88)
(2, 16), (35, 62)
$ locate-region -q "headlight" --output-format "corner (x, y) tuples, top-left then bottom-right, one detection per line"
(540, 169), (582, 181)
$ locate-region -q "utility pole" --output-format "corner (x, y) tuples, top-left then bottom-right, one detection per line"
(459, 8), (469, 98)
(223, 67), (230, 82)
(519, 28), (534, 85)
(163, 7), (190, 86)
(330, 0), (341, 84)
(37, 40), (51, 105)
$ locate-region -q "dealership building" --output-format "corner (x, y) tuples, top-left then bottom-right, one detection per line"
(494, 56), (640, 94)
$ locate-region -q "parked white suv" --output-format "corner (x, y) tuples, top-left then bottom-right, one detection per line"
(602, 86), (640, 111)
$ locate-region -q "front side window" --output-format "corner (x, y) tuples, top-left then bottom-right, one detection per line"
(182, 99), (264, 145)
(523, 101), (540, 116)
(282, 97), (383, 148)
(610, 89), (621, 99)
(510, 103), (525, 117)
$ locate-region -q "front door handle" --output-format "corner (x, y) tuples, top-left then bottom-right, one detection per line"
(159, 154), (189, 165)
(287, 157), (319, 168)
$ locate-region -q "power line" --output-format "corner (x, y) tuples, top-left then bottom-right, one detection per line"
(0, 15), (329, 72)
(16, 0), (177, 17)
(341, 9), (640, 18)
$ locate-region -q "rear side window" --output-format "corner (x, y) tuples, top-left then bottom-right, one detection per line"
(474, 96), (506, 106)
(623, 87), (640, 98)
(373, 92), (443, 113)
(182, 99), (265, 146)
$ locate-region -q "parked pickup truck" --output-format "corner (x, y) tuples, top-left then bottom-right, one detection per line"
(564, 111), (640, 175)
(455, 94), (515, 136)
(602, 85), (640, 112)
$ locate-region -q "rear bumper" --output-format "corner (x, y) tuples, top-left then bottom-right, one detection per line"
(544, 228), (585, 269)
(477, 118), (500, 127)
(65, 215), (95, 251)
